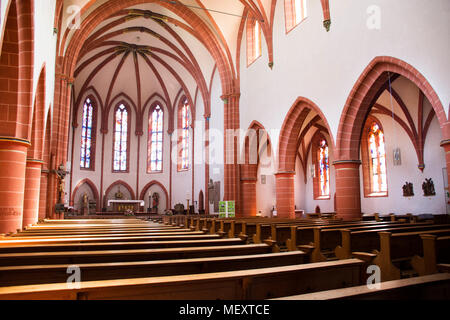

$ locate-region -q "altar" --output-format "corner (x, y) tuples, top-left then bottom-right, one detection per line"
(107, 200), (145, 213)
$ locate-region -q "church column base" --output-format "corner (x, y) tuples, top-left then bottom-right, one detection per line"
(334, 160), (362, 221)
(23, 159), (44, 227)
(0, 138), (30, 234)
(275, 172), (295, 219)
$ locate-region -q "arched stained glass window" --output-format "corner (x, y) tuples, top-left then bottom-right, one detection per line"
(294, 0), (307, 24)
(246, 17), (262, 66)
(368, 122), (387, 193)
(113, 103), (129, 172)
(285, 0), (307, 32)
(80, 97), (96, 169)
(179, 99), (190, 171)
(318, 139), (330, 197)
(148, 104), (164, 173)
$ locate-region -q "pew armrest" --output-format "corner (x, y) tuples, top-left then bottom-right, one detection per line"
(216, 231), (226, 238)
(239, 234), (249, 243)
(437, 264), (450, 273)
(297, 245), (314, 255)
(263, 239), (280, 253)
(352, 252), (377, 264)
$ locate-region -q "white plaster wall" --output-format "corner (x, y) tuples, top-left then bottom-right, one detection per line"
(193, 93), (206, 211)
(255, 146), (277, 216)
(360, 113), (446, 215)
(294, 157), (306, 212)
(239, 0), (450, 164)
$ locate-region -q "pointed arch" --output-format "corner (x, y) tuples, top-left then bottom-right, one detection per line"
(139, 180), (169, 209)
(71, 178), (100, 212)
(79, 94), (98, 170)
(28, 64), (46, 160)
(147, 101), (165, 173)
(177, 95), (191, 171)
(336, 56), (448, 161)
(112, 100), (131, 173)
(278, 97), (335, 173)
(105, 180), (136, 202)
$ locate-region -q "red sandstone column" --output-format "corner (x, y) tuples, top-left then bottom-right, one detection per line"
(222, 94), (241, 212)
(38, 171), (48, 220)
(0, 138), (29, 234)
(333, 160), (362, 220)
(275, 171), (295, 219)
(440, 140), (450, 203)
(240, 164), (258, 217)
(22, 159), (43, 227)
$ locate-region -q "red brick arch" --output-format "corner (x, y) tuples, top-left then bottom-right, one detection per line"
(334, 56), (448, 220)
(276, 97), (333, 218)
(28, 64), (46, 160)
(336, 56), (448, 161)
(278, 97), (334, 173)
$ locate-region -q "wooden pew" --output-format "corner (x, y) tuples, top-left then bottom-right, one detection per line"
(0, 251), (307, 287)
(0, 236), (249, 253)
(0, 233), (224, 246)
(372, 229), (450, 281)
(250, 219), (360, 244)
(334, 224), (450, 261)
(0, 258), (368, 300)
(41, 219), (147, 224)
(0, 243), (277, 266)
(15, 227), (196, 237)
(273, 273), (450, 300)
(411, 235), (450, 276)
(8, 230), (208, 240)
(285, 221), (422, 260)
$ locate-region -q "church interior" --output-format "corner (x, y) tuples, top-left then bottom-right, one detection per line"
(0, 0), (449, 302)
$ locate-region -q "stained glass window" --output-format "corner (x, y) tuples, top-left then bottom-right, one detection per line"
(148, 105), (163, 172)
(254, 20), (261, 58)
(294, 0), (307, 24)
(247, 17), (262, 65)
(285, 0), (307, 31)
(318, 139), (330, 197)
(113, 103), (129, 172)
(80, 97), (95, 169)
(179, 99), (190, 171)
(368, 122), (387, 193)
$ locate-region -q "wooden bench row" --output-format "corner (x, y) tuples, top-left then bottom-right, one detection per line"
(273, 272), (450, 300)
(0, 258), (369, 300)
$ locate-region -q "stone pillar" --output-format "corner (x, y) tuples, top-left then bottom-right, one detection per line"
(0, 137), (30, 234)
(275, 171), (295, 219)
(240, 164), (257, 217)
(333, 160), (362, 220)
(38, 170), (48, 220)
(22, 159), (44, 227)
(222, 93), (241, 213)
